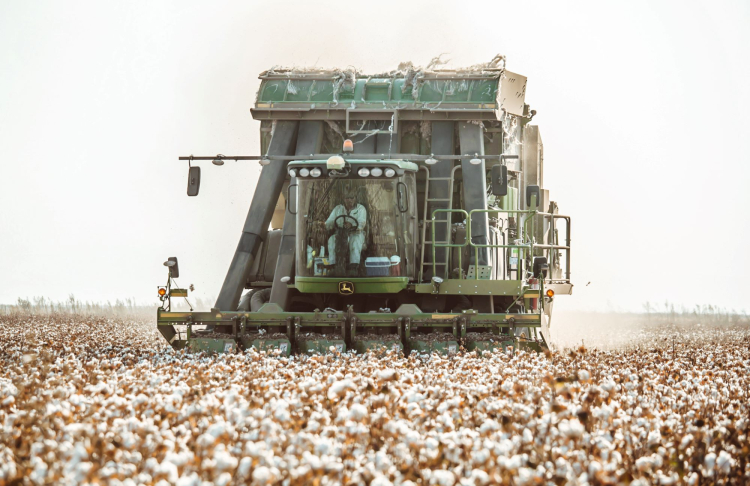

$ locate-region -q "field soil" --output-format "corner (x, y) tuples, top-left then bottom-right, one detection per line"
(1, 313), (748, 485)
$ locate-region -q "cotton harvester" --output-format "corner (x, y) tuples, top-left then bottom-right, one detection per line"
(157, 57), (573, 355)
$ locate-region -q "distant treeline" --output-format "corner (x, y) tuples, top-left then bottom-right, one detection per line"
(641, 300), (748, 325)
(1, 294), (216, 317)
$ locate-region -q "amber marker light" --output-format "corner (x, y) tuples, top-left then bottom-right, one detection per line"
(158, 287), (167, 296)
(546, 289), (555, 298)
(342, 139), (354, 152)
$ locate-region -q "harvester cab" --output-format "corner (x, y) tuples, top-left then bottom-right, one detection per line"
(157, 57), (573, 356)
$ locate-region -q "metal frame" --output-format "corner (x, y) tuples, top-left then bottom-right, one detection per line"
(179, 154), (510, 162)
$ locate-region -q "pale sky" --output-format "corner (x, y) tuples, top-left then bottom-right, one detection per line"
(1, 0), (748, 312)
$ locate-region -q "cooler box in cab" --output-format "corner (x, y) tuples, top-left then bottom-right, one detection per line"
(365, 257), (391, 276)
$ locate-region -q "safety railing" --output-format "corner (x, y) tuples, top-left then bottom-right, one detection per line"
(430, 208), (572, 283)
(534, 213), (572, 283)
(467, 209), (535, 281)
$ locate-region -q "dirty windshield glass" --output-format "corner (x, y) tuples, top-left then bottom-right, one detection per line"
(296, 178), (411, 278)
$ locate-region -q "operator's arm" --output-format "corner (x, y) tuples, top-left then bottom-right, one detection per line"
(355, 205), (367, 230)
(325, 206), (340, 230)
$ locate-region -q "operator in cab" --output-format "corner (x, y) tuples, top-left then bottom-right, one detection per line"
(317, 189), (366, 271)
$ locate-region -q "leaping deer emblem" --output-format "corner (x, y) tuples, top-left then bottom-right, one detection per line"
(339, 281), (354, 294)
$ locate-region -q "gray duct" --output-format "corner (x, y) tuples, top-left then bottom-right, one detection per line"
(214, 121), (299, 311)
(458, 122), (489, 266)
(251, 288), (271, 312)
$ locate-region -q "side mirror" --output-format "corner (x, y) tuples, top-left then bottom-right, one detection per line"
(164, 257), (179, 278)
(526, 185), (540, 209)
(491, 164), (508, 196)
(533, 256), (548, 279)
(187, 167), (201, 196)
(397, 182), (409, 212)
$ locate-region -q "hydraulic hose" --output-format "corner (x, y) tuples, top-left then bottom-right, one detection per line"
(250, 288), (272, 312)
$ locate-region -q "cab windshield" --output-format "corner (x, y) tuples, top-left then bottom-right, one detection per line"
(296, 176), (414, 278)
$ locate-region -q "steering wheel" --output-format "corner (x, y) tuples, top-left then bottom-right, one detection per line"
(334, 214), (359, 231)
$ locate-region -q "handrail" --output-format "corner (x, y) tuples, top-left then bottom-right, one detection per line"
(418, 166), (431, 283)
(428, 207), (572, 284)
(468, 209), (535, 280)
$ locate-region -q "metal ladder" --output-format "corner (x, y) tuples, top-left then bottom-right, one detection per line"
(418, 165), (460, 281)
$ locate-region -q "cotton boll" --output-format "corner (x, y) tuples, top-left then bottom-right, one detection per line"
(704, 452), (716, 474)
(429, 470), (456, 486)
(716, 451), (733, 474)
(327, 379), (355, 400)
(237, 457), (252, 478)
(370, 476), (394, 486)
(349, 403), (368, 421)
(469, 469), (490, 485)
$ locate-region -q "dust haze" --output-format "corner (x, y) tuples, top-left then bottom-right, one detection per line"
(1, 0), (749, 313)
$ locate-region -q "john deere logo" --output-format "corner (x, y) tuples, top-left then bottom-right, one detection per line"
(338, 281), (354, 295)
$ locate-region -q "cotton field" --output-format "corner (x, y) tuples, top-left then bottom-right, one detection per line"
(1, 314), (748, 485)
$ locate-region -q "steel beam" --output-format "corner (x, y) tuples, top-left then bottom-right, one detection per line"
(459, 123), (489, 265)
(459, 123), (492, 312)
(215, 121), (299, 311)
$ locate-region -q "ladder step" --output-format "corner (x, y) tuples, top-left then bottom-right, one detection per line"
(426, 198), (452, 202)
(427, 177), (454, 181)
(423, 241), (450, 245)
(424, 219), (450, 224)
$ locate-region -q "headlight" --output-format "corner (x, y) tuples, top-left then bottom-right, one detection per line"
(370, 167), (383, 177)
(299, 168), (310, 177)
(288, 169), (296, 178)
(310, 168), (322, 177)
(358, 168), (370, 177)
(384, 168), (396, 177)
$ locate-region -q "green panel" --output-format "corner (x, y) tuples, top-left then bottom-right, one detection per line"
(259, 79), (287, 102)
(473, 79), (499, 102)
(409, 339), (459, 356)
(239, 337), (292, 356)
(465, 339), (514, 355)
(353, 340), (403, 355)
(413, 279), (524, 296)
(285, 80), (314, 102)
(297, 339), (346, 355)
(496, 185), (519, 211)
(295, 277), (409, 294)
(170, 288), (188, 297)
(187, 338), (238, 355)
(256, 75), (499, 106)
(310, 82), (335, 102)
(391, 79), (416, 103)
(158, 309), (541, 328)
